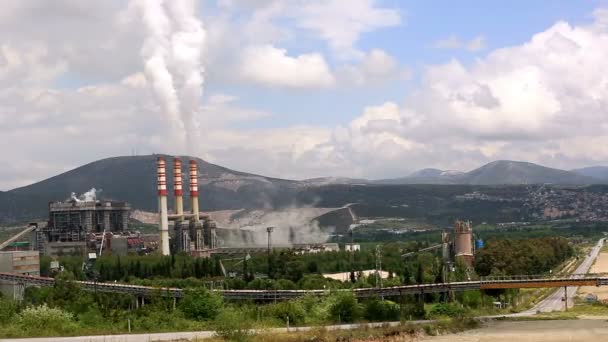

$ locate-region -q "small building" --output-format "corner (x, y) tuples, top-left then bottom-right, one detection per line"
(345, 243), (360, 252)
(0, 251), (40, 299)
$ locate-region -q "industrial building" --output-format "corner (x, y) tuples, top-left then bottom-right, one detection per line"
(454, 220), (474, 267)
(32, 197), (131, 256)
(0, 250), (40, 299)
(157, 157), (218, 256)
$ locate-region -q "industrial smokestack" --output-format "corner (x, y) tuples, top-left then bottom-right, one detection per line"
(189, 160), (200, 222)
(157, 157), (170, 256)
(173, 158), (184, 217)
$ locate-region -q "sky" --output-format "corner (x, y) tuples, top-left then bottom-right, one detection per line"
(2, 0), (608, 190)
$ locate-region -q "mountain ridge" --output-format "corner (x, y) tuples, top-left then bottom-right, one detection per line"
(1, 156), (606, 223)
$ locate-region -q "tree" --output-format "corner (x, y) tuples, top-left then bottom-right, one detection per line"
(330, 292), (361, 323)
(179, 288), (224, 321)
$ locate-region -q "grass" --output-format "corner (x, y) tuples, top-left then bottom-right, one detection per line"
(199, 318), (479, 342)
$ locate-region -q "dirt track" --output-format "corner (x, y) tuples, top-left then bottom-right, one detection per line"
(422, 320), (608, 342)
(579, 252), (608, 300)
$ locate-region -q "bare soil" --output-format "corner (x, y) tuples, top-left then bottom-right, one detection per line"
(421, 319), (608, 342)
(578, 252), (608, 300)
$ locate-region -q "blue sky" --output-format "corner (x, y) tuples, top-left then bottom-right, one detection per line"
(205, 0), (606, 128)
(3, 0), (608, 188)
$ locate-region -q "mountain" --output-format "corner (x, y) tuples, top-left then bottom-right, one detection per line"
(1, 156), (605, 224)
(464, 160), (596, 185)
(571, 166), (608, 181)
(375, 161), (598, 185)
(301, 177), (369, 186)
(1, 155), (300, 223)
(410, 168), (443, 178)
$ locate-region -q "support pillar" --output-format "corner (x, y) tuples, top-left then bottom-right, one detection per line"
(564, 286), (568, 312)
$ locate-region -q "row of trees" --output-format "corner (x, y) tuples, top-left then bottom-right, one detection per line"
(474, 237), (573, 276)
(94, 254), (224, 281)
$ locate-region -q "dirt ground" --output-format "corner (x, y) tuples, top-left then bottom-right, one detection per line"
(578, 252), (608, 300)
(421, 319), (608, 342)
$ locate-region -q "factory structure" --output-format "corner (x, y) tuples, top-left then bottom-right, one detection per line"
(453, 220), (474, 267)
(403, 220), (477, 270)
(30, 198), (133, 256)
(157, 157), (217, 256)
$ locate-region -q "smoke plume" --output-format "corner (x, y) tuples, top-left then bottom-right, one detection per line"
(214, 208), (333, 247)
(135, 0), (205, 149)
(69, 188), (101, 202)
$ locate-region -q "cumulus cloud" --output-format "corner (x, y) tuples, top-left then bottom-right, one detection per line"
(310, 16), (608, 177)
(293, 0), (402, 59)
(238, 44), (335, 88)
(337, 49), (410, 86)
(433, 34), (486, 51)
(4, 2), (608, 190)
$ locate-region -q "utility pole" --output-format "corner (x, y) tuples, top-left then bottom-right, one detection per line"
(375, 245), (383, 293)
(564, 286), (568, 311)
(266, 226), (274, 277)
(349, 227), (354, 278)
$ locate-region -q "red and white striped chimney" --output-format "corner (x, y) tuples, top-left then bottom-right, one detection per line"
(173, 158), (184, 217)
(189, 160), (200, 222)
(157, 157), (170, 255)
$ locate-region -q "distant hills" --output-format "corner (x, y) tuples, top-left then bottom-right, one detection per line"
(1, 156), (607, 224)
(359, 160), (601, 186)
(571, 166), (608, 181)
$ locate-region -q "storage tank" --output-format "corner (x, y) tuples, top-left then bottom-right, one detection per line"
(454, 220), (473, 267)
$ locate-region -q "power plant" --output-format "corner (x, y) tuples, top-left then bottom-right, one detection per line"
(403, 219), (476, 269)
(32, 198), (131, 256)
(156, 156), (217, 256)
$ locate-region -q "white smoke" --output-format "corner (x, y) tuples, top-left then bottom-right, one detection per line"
(69, 188), (101, 202)
(135, 0), (205, 149)
(215, 208), (333, 247)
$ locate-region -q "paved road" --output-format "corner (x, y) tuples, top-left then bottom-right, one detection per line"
(518, 238), (605, 315)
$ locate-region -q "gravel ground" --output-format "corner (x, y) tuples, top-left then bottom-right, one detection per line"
(421, 319), (608, 342)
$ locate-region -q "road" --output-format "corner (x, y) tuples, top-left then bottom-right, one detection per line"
(518, 238), (605, 314)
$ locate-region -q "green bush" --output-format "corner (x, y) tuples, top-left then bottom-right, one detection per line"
(429, 303), (466, 318)
(17, 304), (78, 335)
(363, 299), (400, 322)
(214, 308), (254, 342)
(0, 298), (19, 324)
(267, 300), (306, 325)
(179, 288), (224, 321)
(329, 292), (361, 323)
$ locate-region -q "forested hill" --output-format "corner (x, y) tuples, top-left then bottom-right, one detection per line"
(0, 155), (299, 223)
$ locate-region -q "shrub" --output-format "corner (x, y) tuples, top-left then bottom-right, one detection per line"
(18, 304), (78, 335)
(329, 292), (361, 323)
(268, 300), (306, 325)
(429, 303), (466, 318)
(214, 308), (254, 342)
(180, 288), (224, 321)
(363, 299), (400, 322)
(0, 298), (18, 324)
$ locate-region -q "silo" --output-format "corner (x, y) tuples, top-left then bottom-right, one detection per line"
(454, 220), (473, 267)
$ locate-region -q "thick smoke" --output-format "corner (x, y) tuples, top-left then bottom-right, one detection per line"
(69, 188), (101, 202)
(135, 0), (205, 149)
(216, 208), (333, 247)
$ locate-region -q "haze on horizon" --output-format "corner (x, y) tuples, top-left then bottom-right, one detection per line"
(2, 0), (608, 190)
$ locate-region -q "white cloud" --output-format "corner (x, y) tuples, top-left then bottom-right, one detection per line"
(293, 0), (401, 59)
(238, 44), (335, 88)
(5, 2), (608, 189)
(337, 49), (410, 86)
(433, 34), (486, 51)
